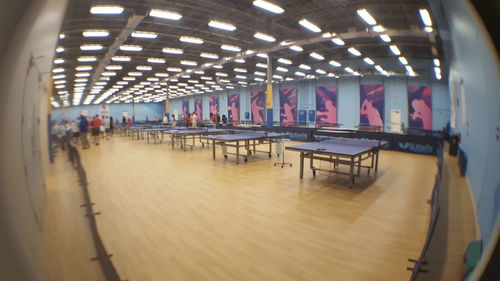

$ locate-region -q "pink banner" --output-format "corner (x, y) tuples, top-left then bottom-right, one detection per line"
(251, 91), (264, 123)
(316, 87), (337, 125)
(228, 94), (240, 122)
(408, 86), (432, 130)
(279, 88), (297, 123)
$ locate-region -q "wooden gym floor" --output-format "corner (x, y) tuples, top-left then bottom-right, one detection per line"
(66, 134), (437, 281)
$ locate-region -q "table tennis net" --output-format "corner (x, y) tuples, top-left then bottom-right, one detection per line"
(320, 137), (381, 147)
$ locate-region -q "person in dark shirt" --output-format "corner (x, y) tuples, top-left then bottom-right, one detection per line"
(222, 114), (228, 126)
(79, 116), (90, 149)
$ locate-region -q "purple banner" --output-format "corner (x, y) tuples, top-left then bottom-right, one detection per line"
(194, 98), (202, 120)
(408, 86), (432, 130)
(280, 88), (297, 123)
(360, 85), (384, 127)
(228, 94), (240, 122)
(209, 96), (219, 115)
(182, 100), (189, 120)
(251, 91), (265, 123)
(316, 86), (337, 125)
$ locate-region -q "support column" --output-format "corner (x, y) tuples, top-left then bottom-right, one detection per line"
(266, 55), (273, 128)
(165, 98), (170, 121)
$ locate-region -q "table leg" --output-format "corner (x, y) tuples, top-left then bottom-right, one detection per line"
(171, 135), (174, 149)
(310, 154), (315, 176)
(268, 139), (272, 158)
(236, 140), (240, 164)
(299, 152), (304, 179)
(357, 155), (362, 175)
(212, 140), (216, 159)
(349, 156), (355, 187)
(375, 149), (380, 173)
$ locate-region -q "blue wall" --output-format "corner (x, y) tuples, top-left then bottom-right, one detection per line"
(52, 103), (164, 122)
(432, 0), (500, 250)
(171, 76), (449, 131)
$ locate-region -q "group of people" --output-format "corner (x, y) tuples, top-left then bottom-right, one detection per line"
(52, 115), (115, 152)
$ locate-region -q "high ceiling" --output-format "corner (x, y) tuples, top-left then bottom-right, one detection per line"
(51, 0), (443, 107)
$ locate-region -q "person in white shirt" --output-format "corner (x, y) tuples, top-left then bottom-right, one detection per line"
(191, 112), (198, 128)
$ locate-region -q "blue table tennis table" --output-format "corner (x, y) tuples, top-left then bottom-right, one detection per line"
(286, 138), (387, 186)
(165, 128), (229, 151)
(143, 127), (187, 144)
(202, 132), (288, 164)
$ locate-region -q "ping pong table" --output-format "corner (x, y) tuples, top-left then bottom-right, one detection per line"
(143, 127), (187, 144)
(286, 138), (387, 186)
(165, 128), (229, 151)
(202, 132), (288, 164)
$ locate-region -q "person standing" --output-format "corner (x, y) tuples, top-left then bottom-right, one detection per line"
(109, 116), (114, 136)
(92, 115), (102, 145)
(103, 115), (111, 140)
(79, 116), (90, 149)
(191, 112), (198, 128)
(71, 118), (80, 144)
(171, 114), (177, 128)
(222, 114), (228, 126)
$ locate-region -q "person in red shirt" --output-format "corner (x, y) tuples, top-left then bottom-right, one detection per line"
(92, 115), (102, 145)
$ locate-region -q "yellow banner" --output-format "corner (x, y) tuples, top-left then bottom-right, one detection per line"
(266, 84), (273, 108)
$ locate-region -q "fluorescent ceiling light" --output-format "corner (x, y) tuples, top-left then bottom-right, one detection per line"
(221, 44), (241, 52)
(52, 74), (65, 79)
(299, 64), (311, 70)
(374, 65), (384, 72)
(434, 67), (441, 74)
(331, 38), (345, 46)
(254, 32), (276, 42)
(101, 72), (116, 76)
(289, 45), (303, 52)
(344, 67), (354, 73)
(54, 58), (64, 64)
(234, 68), (247, 73)
(256, 53), (268, 58)
(59, 34), (65, 39)
(255, 77), (264, 82)
(213, 64), (223, 69)
(424, 26), (433, 32)
(180, 60), (198, 66)
(56, 47), (64, 53)
(90, 5), (124, 14)
(77, 56), (97, 62)
(162, 47), (183, 54)
(273, 74), (283, 79)
(148, 58), (166, 64)
(356, 9), (377, 25)
(379, 34), (391, 42)
(254, 71), (266, 76)
(235, 75), (247, 79)
(55, 85), (65, 89)
(433, 58), (440, 67)
(256, 63), (267, 68)
(322, 32), (335, 38)
(389, 45), (401, 55)
(76, 65), (92, 71)
(372, 25), (385, 32)
(155, 73), (169, 77)
(299, 19), (322, 33)
(398, 56), (408, 65)
(150, 9), (182, 20)
(208, 20), (236, 31)
(111, 56), (131, 62)
(80, 44), (103, 51)
(123, 77), (135, 81)
(235, 58), (246, 63)
(120, 45), (142, 51)
(194, 70), (205, 74)
(419, 9), (432, 26)
(295, 71), (305, 77)
(106, 65), (122, 70)
(200, 76), (212, 80)
(82, 30), (109, 37)
(315, 69), (326, 75)
(405, 65), (415, 75)
(167, 67), (182, 72)
(128, 72), (143, 76)
(363, 57), (375, 65)
(253, 0), (284, 14)
(277, 58), (292, 65)
(215, 72), (228, 77)
(75, 72), (90, 77)
(347, 47), (361, 56)
(329, 60), (341, 67)
(180, 36), (203, 44)
(131, 31), (158, 39)
(276, 66), (288, 72)
(200, 53), (219, 59)
(54, 80), (66, 85)
(137, 65), (153, 71)
(310, 52), (324, 60)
